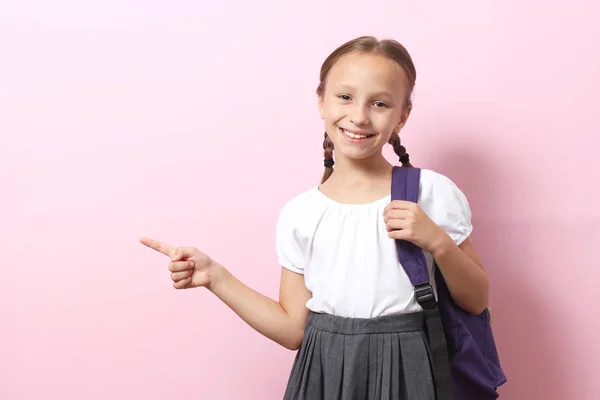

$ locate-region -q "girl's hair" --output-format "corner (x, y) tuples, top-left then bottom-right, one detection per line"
(317, 36), (416, 183)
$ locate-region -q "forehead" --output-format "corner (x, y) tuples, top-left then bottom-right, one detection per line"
(325, 52), (408, 95)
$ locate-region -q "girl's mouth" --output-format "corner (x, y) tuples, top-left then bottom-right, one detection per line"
(339, 127), (376, 142)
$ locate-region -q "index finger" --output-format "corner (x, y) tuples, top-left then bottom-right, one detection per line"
(140, 237), (174, 257)
(384, 200), (410, 212)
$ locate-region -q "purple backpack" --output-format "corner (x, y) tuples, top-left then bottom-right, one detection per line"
(391, 166), (507, 400)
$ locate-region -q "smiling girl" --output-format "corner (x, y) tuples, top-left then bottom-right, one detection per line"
(141, 36), (490, 400)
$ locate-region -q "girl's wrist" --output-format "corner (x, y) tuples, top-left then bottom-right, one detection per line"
(207, 261), (227, 293)
(429, 229), (455, 258)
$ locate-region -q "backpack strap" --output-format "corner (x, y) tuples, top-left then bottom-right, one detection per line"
(391, 166), (437, 308)
(391, 166), (453, 400)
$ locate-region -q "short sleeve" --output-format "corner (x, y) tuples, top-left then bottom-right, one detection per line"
(275, 202), (306, 274)
(420, 171), (473, 246)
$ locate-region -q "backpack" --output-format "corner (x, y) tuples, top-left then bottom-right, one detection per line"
(391, 166), (507, 400)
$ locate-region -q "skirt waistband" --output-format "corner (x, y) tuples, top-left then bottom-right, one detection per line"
(306, 311), (425, 335)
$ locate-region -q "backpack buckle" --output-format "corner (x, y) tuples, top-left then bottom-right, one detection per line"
(415, 284), (437, 309)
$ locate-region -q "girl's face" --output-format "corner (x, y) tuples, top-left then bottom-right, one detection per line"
(318, 52), (411, 163)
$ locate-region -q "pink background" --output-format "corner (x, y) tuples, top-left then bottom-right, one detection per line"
(1, 1), (599, 399)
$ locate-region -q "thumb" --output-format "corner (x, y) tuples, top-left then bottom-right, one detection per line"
(171, 246), (196, 262)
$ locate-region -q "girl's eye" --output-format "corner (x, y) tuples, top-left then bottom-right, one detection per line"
(338, 94), (351, 101)
(374, 101), (388, 108)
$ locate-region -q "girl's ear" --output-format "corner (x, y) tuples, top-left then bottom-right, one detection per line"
(318, 95), (325, 120)
(395, 105), (412, 133)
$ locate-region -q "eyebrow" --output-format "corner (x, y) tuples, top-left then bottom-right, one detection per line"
(334, 84), (395, 99)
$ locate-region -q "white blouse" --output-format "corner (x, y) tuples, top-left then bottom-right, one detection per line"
(275, 169), (473, 319)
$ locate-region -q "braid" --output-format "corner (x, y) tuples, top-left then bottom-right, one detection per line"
(321, 132), (335, 183)
(389, 133), (413, 167)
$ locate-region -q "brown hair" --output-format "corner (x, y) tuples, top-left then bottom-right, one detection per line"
(317, 36), (416, 183)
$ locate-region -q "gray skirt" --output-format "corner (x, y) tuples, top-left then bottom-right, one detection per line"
(283, 311), (435, 400)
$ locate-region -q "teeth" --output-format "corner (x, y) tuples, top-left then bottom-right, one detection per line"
(341, 128), (369, 139)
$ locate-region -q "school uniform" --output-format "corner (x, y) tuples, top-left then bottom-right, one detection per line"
(276, 169), (473, 400)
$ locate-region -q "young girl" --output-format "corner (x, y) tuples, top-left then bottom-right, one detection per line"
(141, 36), (489, 400)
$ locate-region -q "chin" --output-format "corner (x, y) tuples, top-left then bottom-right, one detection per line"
(336, 148), (380, 161)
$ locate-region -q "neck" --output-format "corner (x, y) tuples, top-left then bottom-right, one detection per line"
(328, 154), (393, 186)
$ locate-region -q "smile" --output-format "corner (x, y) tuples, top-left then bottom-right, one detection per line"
(339, 127), (376, 141)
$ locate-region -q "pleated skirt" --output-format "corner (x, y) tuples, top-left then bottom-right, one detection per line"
(283, 311), (435, 400)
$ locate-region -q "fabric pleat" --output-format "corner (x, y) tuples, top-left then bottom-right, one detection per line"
(283, 312), (435, 400)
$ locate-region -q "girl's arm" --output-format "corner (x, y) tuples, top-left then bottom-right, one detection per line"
(140, 237), (311, 350)
(208, 265), (311, 350)
(384, 202), (489, 315)
(430, 234), (489, 315)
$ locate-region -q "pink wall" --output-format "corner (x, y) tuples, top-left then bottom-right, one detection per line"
(1, 1), (598, 399)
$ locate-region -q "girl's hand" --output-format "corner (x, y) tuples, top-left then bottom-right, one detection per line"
(140, 237), (218, 289)
(383, 200), (451, 254)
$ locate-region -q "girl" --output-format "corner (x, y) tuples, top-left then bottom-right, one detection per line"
(141, 36), (489, 399)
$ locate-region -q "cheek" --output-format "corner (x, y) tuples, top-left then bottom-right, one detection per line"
(321, 101), (344, 120)
(374, 114), (400, 134)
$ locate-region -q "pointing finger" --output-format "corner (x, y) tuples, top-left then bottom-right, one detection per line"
(140, 237), (175, 257)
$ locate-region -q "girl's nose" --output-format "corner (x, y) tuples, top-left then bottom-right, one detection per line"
(349, 106), (370, 126)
